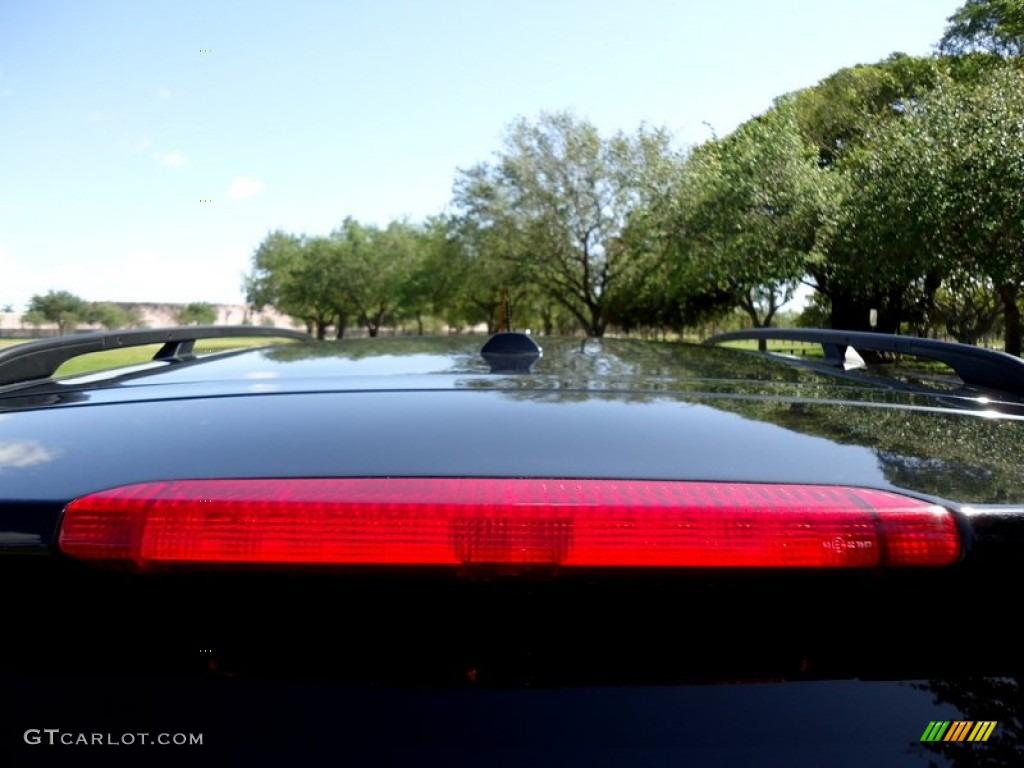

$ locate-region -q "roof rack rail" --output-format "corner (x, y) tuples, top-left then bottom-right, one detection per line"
(706, 328), (1024, 397)
(0, 325), (310, 386)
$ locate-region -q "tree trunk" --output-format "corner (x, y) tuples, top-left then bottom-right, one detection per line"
(829, 291), (898, 333)
(739, 303), (767, 351)
(920, 268), (943, 336)
(829, 293), (867, 331)
(999, 283), (1021, 356)
(880, 286), (907, 335)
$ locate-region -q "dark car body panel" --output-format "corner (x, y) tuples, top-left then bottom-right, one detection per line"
(2, 338), (1024, 511)
(2, 335), (1022, 765)
(4, 672), (1011, 768)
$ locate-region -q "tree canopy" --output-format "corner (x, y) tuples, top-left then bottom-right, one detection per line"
(827, 63), (1024, 350)
(246, 231), (349, 339)
(453, 112), (675, 336)
(940, 0), (1024, 56)
(175, 302), (217, 326)
(661, 102), (830, 343)
(241, 5), (1024, 352)
(26, 291), (89, 335)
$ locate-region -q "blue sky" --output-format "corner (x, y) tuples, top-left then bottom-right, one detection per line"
(1, 0), (963, 309)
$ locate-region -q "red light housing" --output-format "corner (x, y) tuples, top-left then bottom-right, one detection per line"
(58, 479), (961, 568)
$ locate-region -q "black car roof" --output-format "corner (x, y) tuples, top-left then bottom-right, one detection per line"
(2, 328), (1024, 424)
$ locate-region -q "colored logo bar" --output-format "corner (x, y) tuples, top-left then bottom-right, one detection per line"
(921, 721), (997, 742)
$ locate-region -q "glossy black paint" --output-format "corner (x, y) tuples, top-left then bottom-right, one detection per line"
(1, 337), (1023, 512)
(2, 335), (1023, 766)
(6, 674), (1017, 768)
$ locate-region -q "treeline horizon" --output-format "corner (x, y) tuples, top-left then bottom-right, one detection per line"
(235, 0), (1024, 353)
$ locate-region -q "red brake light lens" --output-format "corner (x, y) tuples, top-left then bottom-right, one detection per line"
(58, 479), (961, 568)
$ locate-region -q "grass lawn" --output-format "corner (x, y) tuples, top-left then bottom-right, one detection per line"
(0, 336), (303, 378)
(713, 337), (966, 376)
(712, 338), (826, 357)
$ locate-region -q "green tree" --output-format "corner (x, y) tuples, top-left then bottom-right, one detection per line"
(444, 173), (536, 333)
(940, 0), (1024, 56)
(787, 50), (1018, 336)
(21, 310), (46, 330)
(782, 53), (1006, 334)
(175, 302), (217, 326)
(247, 219), (431, 339)
(792, 53), (945, 167)
(817, 120), (942, 334)
(398, 216), (462, 335)
(652, 102), (831, 347)
(454, 112), (675, 336)
(246, 231), (303, 328)
(302, 235), (353, 338)
(410, 216), (475, 331)
(86, 302), (131, 330)
(934, 271), (1003, 344)
(246, 230), (348, 339)
(927, 66), (1024, 353)
(26, 290), (88, 335)
(332, 218), (418, 337)
(834, 65), (1024, 352)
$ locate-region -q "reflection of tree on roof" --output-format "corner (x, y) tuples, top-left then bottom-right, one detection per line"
(915, 677), (1024, 767)
(691, 390), (1024, 503)
(254, 336), (1024, 502)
